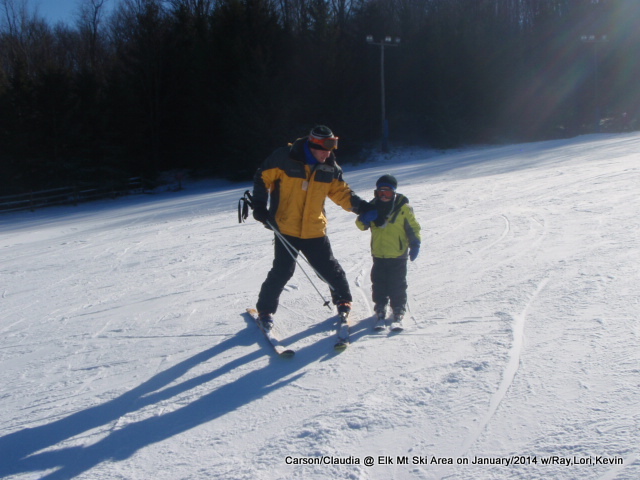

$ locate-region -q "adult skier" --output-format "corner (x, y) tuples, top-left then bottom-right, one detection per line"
(252, 125), (375, 330)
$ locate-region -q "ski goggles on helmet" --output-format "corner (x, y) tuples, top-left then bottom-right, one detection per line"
(375, 187), (395, 199)
(308, 135), (339, 151)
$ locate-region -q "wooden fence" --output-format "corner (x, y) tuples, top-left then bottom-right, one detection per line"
(0, 177), (146, 214)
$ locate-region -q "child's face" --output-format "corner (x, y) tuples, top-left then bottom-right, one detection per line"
(375, 187), (394, 202)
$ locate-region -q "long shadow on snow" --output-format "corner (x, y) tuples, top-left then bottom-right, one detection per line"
(0, 312), (333, 479)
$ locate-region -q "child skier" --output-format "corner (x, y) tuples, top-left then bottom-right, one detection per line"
(356, 174), (421, 331)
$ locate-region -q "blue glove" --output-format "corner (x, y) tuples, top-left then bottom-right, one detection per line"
(409, 244), (420, 261)
(359, 209), (378, 224)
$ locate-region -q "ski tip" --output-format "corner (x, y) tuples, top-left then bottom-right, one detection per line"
(334, 342), (349, 352)
(280, 350), (296, 358)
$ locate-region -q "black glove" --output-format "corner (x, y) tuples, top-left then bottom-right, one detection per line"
(357, 200), (376, 215)
(253, 203), (270, 224)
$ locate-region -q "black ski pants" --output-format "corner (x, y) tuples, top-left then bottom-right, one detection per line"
(256, 234), (352, 314)
(371, 257), (408, 314)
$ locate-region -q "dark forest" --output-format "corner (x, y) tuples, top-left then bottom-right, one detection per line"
(1, 0), (638, 195)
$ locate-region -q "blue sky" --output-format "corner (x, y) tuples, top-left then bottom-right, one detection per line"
(35, 0), (83, 25)
(35, 0), (117, 26)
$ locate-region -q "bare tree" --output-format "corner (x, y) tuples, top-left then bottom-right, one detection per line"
(76, 0), (110, 70)
(0, 0), (54, 77)
(167, 0), (215, 17)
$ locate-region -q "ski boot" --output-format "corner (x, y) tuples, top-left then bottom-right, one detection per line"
(390, 309), (405, 332)
(257, 312), (274, 331)
(334, 301), (351, 349)
(373, 304), (387, 331)
(337, 301), (351, 322)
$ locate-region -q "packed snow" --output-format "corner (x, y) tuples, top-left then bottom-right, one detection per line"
(1, 133), (639, 480)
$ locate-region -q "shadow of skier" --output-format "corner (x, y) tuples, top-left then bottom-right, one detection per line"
(0, 312), (328, 479)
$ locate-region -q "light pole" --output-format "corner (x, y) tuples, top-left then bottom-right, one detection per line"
(366, 35), (401, 152)
(581, 34), (608, 133)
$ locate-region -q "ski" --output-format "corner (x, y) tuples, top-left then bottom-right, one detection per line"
(334, 312), (350, 351)
(246, 308), (295, 358)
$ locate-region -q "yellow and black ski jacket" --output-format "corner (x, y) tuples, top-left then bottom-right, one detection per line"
(253, 138), (364, 239)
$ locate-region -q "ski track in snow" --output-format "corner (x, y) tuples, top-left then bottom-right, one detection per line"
(1, 134), (639, 480)
(455, 278), (550, 460)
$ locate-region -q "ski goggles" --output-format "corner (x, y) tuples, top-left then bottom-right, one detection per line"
(309, 135), (339, 151)
(375, 187), (395, 199)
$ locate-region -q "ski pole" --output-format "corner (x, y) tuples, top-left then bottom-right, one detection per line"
(266, 220), (334, 310)
(268, 222), (336, 291)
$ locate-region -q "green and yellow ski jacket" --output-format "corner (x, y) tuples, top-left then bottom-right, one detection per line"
(356, 194), (421, 259)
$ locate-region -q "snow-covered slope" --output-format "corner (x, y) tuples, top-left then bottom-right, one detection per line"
(1, 133), (639, 480)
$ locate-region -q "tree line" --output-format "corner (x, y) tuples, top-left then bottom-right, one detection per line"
(1, 0), (638, 195)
